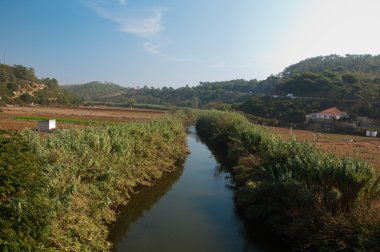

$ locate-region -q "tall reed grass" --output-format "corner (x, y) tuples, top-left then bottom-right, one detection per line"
(196, 110), (380, 250)
(1, 112), (189, 251)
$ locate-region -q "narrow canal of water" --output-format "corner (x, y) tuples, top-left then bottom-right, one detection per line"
(110, 126), (275, 252)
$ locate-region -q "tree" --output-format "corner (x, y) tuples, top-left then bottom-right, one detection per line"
(13, 65), (36, 81)
(342, 74), (358, 84)
(42, 78), (58, 89)
(20, 93), (33, 103)
(7, 82), (19, 92)
(126, 97), (136, 107)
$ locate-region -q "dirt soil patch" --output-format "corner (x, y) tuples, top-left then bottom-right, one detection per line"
(268, 126), (380, 171)
(0, 105), (165, 131)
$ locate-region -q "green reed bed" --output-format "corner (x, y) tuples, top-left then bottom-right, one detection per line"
(1, 112), (189, 251)
(196, 110), (380, 251)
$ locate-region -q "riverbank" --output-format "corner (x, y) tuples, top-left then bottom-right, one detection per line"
(111, 126), (284, 251)
(195, 110), (380, 250)
(0, 112), (188, 251)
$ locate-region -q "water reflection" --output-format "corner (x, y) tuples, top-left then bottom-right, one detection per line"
(109, 163), (185, 245)
(110, 126), (284, 252)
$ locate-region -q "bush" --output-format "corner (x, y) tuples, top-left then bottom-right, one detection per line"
(20, 93), (34, 103)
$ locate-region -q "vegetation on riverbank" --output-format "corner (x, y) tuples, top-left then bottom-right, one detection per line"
(0, 112), (189, 251)
(196, 111), (380, 250)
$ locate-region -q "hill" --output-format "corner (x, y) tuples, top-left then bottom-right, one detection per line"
(236, 54), (380, 124)
(0, 64), (80, 106)
(60, 54), (380, 121)
(65, 79), (260, 108)
(62, 81), (126, 101)
(274, 55), (380, 101)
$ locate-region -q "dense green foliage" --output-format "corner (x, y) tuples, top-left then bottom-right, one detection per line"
(196, 111), (380, 250)
(0, 133), (52, 250)
(238, 96), (311, 125)
(0, 113), (189, 250)
(276, 55), (380, 103)
(283, 54), (380, 75)
(0, 64), (80, 106)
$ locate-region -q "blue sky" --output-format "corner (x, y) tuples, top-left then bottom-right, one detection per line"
(1, 0), (380, 87)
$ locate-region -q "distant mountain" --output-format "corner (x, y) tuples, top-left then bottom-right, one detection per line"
(0, 64), (79, 105)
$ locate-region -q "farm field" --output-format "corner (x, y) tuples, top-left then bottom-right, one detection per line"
(268, 126), (380, 170)
(0, 105), (165, 131)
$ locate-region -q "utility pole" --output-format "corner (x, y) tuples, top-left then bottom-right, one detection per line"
(3, 51), (5, 65)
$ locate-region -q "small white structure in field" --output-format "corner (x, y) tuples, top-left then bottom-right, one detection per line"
(286, 93), (295, 98)
(366, 130), (378, 137)
(37, 119), (56, 132)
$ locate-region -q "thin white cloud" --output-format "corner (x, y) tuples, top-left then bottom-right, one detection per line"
(119, 10), (163, 37)
(88, 1), (164, 37)
(143, 42), (161, 54)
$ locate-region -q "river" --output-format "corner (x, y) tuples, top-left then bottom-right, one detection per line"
(110, 126), (277, 252)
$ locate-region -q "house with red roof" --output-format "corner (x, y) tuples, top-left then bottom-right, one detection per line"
(306, 107), (348, 122)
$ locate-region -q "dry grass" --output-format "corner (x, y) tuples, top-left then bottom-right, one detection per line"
(0, 105), (165, 131)
(268, 126), (380, 171)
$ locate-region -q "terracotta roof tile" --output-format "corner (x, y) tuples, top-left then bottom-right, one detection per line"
(318, 107), (343, 116)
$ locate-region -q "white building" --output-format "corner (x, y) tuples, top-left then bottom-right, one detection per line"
(306, 107), (348, 122)
(37, 119), (56, 132)
(366, 130), (378, 137)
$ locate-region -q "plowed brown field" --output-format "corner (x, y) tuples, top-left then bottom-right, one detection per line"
(268, 126), (380, 171)
(0, 105), (165, 131)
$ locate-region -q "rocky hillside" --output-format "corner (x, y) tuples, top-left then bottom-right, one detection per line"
(0, 64), (80, 105)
